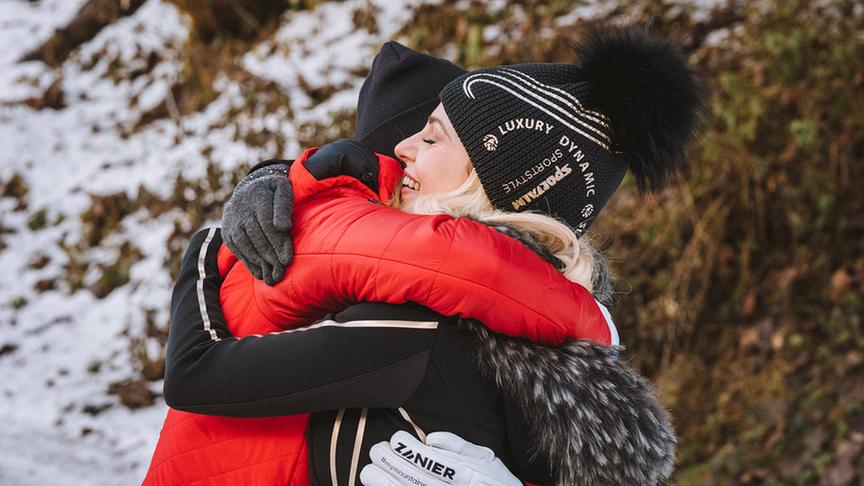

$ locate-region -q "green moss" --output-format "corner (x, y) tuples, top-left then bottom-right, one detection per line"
(80, 193), (134, 247)
(0, 172), (28, 210)
(89, 242), (144, 299)
(789, 119), (819, 150)
(27, 209), (48, 231)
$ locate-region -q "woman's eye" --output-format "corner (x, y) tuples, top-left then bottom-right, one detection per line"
(423, 138), (436, 145)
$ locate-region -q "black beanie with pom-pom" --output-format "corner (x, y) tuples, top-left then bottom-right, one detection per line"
(439, 25), (706, 236)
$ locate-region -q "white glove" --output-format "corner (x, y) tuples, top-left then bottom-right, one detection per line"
(360, 430), (522, 486)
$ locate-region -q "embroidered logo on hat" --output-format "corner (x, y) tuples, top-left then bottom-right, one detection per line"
(483, 134), (498, 151)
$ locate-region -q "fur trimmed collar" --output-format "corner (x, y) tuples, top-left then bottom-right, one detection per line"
(473, 222), (676, 484)
(465, 321), (676, 485)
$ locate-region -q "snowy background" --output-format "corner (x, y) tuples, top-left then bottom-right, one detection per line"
(0, 0), (449, 482)
(0, 0), (809, 484)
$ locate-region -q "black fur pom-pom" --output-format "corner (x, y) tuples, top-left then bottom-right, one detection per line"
(574, 25), (707, 192)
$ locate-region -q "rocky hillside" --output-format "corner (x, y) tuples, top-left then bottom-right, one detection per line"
(0, 0), (861, 484)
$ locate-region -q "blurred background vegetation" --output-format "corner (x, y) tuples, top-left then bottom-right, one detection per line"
(10, 0), (863, 484)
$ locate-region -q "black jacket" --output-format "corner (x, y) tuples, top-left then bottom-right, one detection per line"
(164, 228), (676, 485)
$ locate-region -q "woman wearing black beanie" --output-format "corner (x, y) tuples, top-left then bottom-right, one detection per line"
(156, 26), (705, 486)
(405, 25), (705, 236)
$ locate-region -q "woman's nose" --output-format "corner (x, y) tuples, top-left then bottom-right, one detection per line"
(394, 133), (417, 164)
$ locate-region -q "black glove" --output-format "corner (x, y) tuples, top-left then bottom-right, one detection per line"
(222, 162), (294, 286)
(303, 138), (379, 193)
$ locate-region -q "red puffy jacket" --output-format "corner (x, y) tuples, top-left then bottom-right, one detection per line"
(143, 148), (611, 485)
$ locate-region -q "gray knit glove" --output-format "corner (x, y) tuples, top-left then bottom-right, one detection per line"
(221, 164), (293, 286)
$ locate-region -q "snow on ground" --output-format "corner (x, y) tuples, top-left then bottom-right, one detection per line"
(0, 2), (196, 482)
(0, 0), (719, 483)
(0, 0), (440, 483)
(243, 0), (442, 128)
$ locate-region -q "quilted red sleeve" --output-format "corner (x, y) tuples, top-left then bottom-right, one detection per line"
(239, 150), (610, 346)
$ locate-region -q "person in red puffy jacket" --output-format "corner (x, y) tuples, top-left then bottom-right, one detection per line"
(147, 27), (705, 486)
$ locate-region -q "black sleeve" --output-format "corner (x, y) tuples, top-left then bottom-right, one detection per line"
(302, 139), (379, 192)
(163, 228), (440, 417)
(248, 158), (293, 175)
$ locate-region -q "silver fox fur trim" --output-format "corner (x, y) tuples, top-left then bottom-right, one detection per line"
(465, 321), (676, 485)
(472, 221), (675, 483)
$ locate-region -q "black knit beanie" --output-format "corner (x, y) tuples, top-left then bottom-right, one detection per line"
(440, 26), (706, 235)
(356, 41), (466, 158)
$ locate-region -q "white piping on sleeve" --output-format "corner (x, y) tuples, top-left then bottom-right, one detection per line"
(330, 408), (346, 485)
(348, 408), (368, 486)
(197, 227), (219, 342)
(595, 300), (620, 346)
(244, 319), (439, 338)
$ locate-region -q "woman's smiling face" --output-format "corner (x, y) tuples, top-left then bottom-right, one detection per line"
(394, 103), (472, 201)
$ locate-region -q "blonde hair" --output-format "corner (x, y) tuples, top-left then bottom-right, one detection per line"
(397, 170), (599, 293)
